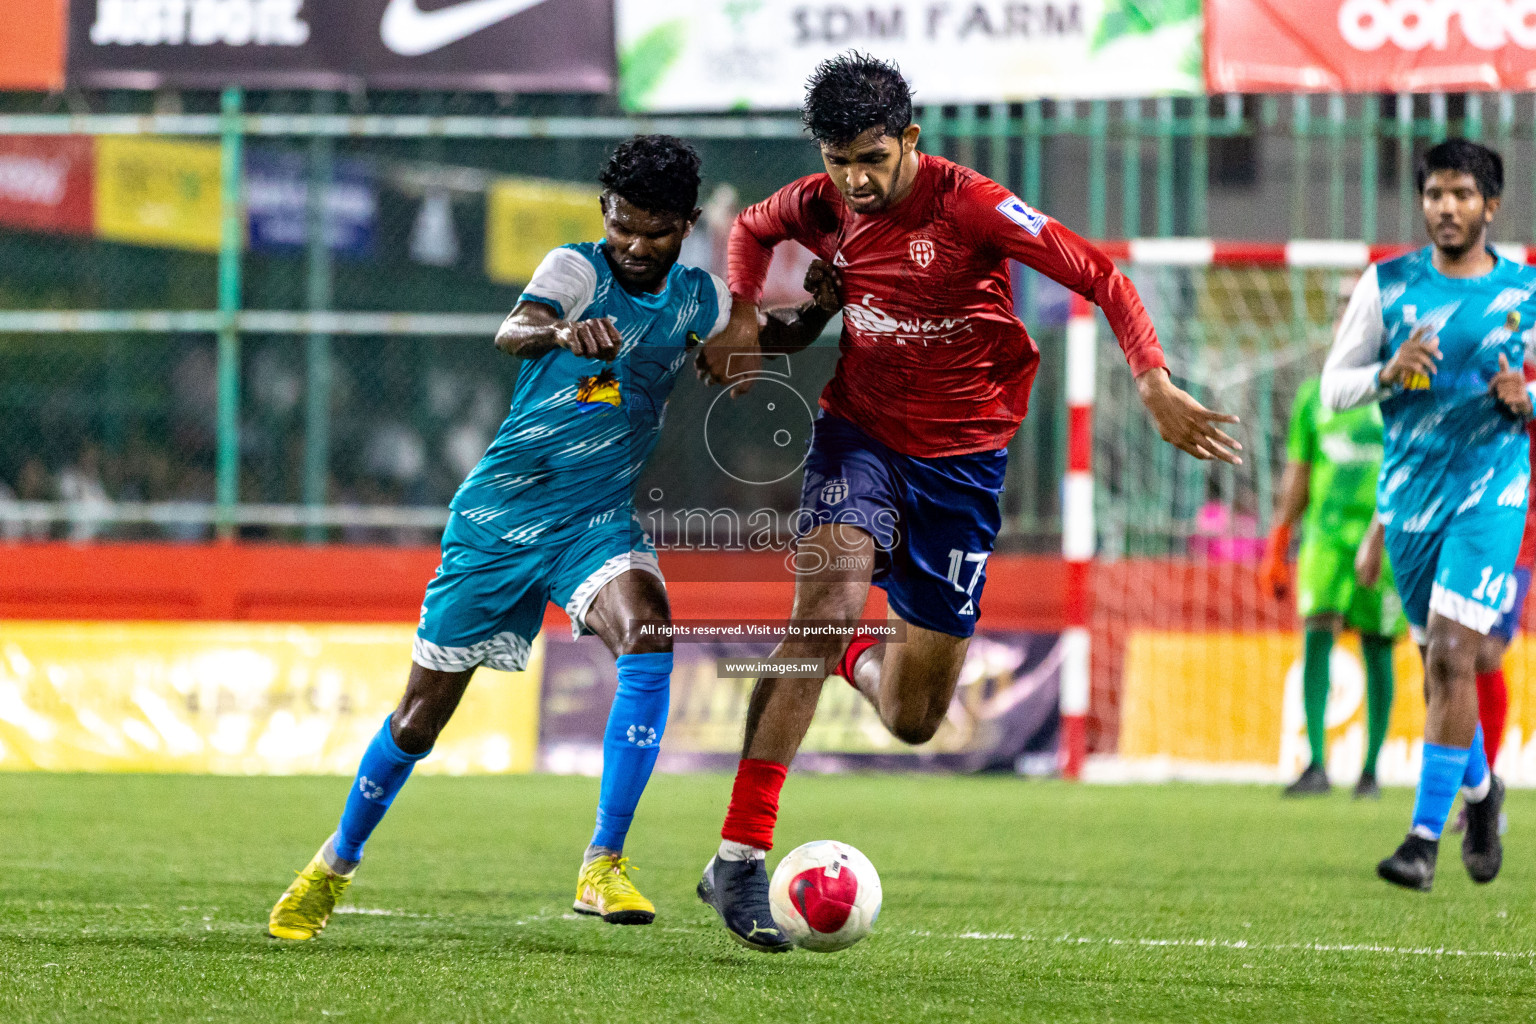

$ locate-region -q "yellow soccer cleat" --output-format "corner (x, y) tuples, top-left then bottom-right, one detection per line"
(267, 852), (354, 940)
(573, 854), (655, 925)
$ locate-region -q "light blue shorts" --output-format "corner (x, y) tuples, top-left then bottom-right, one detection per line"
(412, 509), (660, 673)
(1385, 503), (1526, 643)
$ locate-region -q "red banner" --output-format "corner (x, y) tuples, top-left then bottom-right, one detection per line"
(0, 136), (94, 236)
(1207, 0), (1536, 92)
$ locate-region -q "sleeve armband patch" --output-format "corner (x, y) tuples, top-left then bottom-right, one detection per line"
(996, 196), (1048, 236)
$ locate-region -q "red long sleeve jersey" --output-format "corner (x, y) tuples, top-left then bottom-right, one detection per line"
(729, 153), (1167, 457)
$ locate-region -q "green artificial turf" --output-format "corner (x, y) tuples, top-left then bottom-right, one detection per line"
(2, 772), (1534, 1023)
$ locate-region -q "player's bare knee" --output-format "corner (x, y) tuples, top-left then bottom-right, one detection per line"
(389, 705), (441, 756)
(888, 710), (943, 746)
(1424, 631), (1476, 693)
(1473, 635), (1506, 675)
(612, 623), (673, 657)
(791, 583), (866, 627)
(1304, 613), (1342, 635)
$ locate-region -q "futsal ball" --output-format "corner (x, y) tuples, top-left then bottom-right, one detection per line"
(768, 840), (882, 952)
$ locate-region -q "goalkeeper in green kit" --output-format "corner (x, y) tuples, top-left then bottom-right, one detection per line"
(1259, 376), (1405, 798)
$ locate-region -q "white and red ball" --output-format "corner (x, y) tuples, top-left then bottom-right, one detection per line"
(768, 840), (882, 952)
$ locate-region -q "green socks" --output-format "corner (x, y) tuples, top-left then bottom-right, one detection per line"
(1302, 629), (1334, 768)
(1360, 635), (1396, 776)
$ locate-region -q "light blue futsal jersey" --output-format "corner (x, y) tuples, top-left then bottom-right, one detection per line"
(1322, 246), (1536, 637)
(412, 242), (730, 673)
(453, 241), (730, 539)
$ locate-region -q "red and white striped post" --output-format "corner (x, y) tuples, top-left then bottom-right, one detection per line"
(1060, 293), (1095, 780)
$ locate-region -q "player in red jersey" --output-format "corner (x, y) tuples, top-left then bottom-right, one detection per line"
(692, 53), (1241, 951)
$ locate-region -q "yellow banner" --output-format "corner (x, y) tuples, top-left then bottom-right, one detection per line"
(94, 136), (226, 252)
(1119, 629), (1536, 785)
(485, 177), (604, 285)
(0, 622), (540, 774)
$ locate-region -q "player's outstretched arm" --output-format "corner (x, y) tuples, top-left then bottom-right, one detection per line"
(969, 194), (1240, 461)
(494, 300), (621, 361)
(1136, 368), (1243, 465)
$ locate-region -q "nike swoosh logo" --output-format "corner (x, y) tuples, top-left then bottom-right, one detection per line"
(380, 0), (547, 56)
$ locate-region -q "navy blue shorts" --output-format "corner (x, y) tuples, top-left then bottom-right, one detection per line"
(798, 413), (1007, 638)
(1491, 565), (1533, 642)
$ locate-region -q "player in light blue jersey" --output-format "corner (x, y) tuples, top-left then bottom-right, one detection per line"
(267, 136), (841, 940)
(1322, 139), (1536, 892)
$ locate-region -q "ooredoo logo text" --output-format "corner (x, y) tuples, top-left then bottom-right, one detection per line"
(1339, 0), (1536, 51)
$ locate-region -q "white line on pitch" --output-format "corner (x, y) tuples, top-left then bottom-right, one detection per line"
(924, 931), (1536, 960)
(333, 906), (427, 918)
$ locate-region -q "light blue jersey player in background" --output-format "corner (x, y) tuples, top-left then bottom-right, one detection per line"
(268, 135), (733, 938)
(1322, 139), (1536, 892)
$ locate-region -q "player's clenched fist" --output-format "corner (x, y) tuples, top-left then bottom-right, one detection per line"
(1135, 367), (1243, 465)
(803, 258), (844, 313)
(1378, 324), (1440, 389)
(1489, 352), (1533, 418)
(557, 317), (623, 361)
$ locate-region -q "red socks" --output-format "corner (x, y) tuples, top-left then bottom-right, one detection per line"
(835, 632), (881, 689)
(721, 636), (878, 849)
(1477, 669), (1509, 767)
(721, 758), (788, 850)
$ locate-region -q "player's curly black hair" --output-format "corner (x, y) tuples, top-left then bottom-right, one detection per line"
(802, 52), (912, 147)
(599, 134), (701, 217)
(1417, 138), (1504, 199)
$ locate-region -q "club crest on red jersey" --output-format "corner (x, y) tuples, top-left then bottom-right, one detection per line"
(909, 238), (934, 268)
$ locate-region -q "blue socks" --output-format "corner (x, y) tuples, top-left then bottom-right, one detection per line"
(1462, 724), (1490, 795)
(590, 652), (673, 852)
(333, 716), (432, 862)
(1411, 738), (1472, 841)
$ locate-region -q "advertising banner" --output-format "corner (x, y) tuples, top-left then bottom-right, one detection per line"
(245, 148), (377, 257)
(1117, 630), (1536, 786)
(0, 0), (67, 91)
(0, 136), (94, 236)
(617, 0), (1202, 111)
(68, 0), (613, 91)
(0, 622), (541, 774)
(94, 136), (226, 253)
(485, 176), (605, 285)
(539, 631), (1061, 775)
(1207, 0), (1536, 92)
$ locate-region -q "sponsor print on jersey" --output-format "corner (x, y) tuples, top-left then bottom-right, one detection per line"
(909, 238), (935, 268)
(575, 368), (621, 412)
(995, 196), (1048, 236)
(841, 294), (970, 345)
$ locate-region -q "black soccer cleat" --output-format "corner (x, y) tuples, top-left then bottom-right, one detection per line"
(1377, 833), (1438, 892)
(1462, 775), (1505, 884)
(1352, 771), (1381, 800)
(697, 855), (793, 953)
(1283, 764), (1331, 797)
